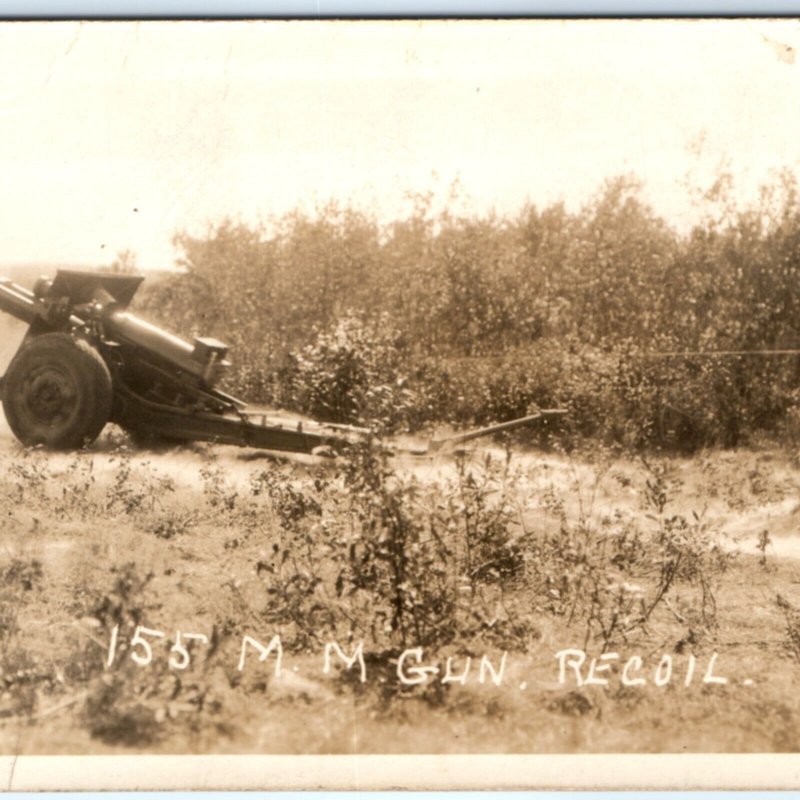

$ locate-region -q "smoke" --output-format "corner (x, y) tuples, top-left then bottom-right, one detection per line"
(0, 316), (26, 374)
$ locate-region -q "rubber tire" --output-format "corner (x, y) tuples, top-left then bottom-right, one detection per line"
(2, 333), (113, 449)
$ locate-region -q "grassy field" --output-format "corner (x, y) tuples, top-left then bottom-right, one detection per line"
(0, 424), (798, 754)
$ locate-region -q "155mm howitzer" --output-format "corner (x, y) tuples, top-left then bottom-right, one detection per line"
(0, 270), (565, 455)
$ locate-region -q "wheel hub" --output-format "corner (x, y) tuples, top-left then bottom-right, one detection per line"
(24, 368), (77, 423)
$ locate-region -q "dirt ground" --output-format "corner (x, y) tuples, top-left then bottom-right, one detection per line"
(0, 399), (797, 754)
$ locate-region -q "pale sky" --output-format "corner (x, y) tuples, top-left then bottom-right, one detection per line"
(1, 19), (800, 269)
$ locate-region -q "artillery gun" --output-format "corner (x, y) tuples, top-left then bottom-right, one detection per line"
(0, 270), (565, 455)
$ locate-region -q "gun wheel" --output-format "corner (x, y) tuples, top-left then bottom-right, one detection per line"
(2, 333), (112, 449)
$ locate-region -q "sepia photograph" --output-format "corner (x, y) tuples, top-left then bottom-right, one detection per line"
(0, 15), (800, 789)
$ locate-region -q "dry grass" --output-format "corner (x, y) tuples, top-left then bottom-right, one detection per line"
(0, 433), (797, 754)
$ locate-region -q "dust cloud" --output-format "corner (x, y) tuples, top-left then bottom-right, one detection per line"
(0, 314), (27, 439)
(0, 314), (27, 373)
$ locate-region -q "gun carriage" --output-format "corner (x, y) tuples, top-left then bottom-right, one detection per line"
(0, 270), (565, 455)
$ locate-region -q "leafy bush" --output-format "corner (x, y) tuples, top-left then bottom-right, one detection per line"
(509, 455), (732, 649)
(252, 441), (536, 658)
(275, 314), (417, 431)
(250, 443), (731, 666)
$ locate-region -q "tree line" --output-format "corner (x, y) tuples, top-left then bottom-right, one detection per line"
(133, 173), (800, 450)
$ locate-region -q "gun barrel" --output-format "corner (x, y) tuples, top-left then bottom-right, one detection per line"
(106, 310), (231, 389)
(0, 279), (38, 325)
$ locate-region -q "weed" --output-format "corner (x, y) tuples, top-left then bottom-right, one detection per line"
(757, 529), (772, 568)
(511, 456), (733, 651)
(776, 594), (800, 658)
(250, 468), (323, 527)
(0, 557), (45, 719)
(6, 450), (49, 505)
(200, 465), (238, 512)
(53, 457), (97, 519)
(450, 451), (523, 585)
(104, 455), (175, 516)
(0, 558), (43, 651)
(147, 509), (197, 540)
